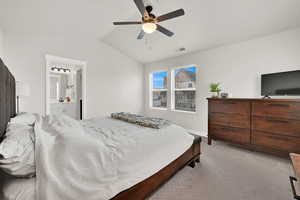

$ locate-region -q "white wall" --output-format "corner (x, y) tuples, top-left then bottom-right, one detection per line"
(144, 28), (300, 136)
(3, 33), (144, 118)
(0, 28), (4, 58)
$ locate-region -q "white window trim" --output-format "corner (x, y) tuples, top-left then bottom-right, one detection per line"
(174, 88), (196, 91)
(171, 109), (197, 114)
(149, 71), (168, 109)
(148, 65), (197, 114)
(171, 65), (197, 113)
(152, 88), (168, 92)
(150, 107), (168, 111)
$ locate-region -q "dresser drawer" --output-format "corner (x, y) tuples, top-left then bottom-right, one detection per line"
(210, 125), (250, 144)
(209, 100), (250, 115)
(209, 113), (250, 128)
(252, 116), (300, 138)
(252, 101), (300, 120)
(252, 131), (300, 153)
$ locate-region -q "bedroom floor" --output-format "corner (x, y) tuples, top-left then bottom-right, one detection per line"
(149, 139), (292, 200)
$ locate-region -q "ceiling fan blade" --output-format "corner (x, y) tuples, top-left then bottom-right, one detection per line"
(137, 30), (145, 40)
(156, 24), (174, 37)
(113, 21), (142, 25)
(133, 0), (146, 16)
(157, 9), (185, 22)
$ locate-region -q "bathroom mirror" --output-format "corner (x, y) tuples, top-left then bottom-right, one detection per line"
(49, 72), (76, 103)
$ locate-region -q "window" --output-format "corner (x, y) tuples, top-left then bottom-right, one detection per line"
(172, 66), (196, 112)
(150, 71), (168, 109)
(149, 66), (197, 112)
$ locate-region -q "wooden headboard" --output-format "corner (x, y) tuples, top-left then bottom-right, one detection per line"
(0, 58), (16, 139)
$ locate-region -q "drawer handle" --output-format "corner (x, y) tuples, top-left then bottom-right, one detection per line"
(220, 127), (233, 131)
(289, 176), (300, 200)
(269, 103), (290, 107)
(269, 135), (290, 141)
(266, 119), (289, 124)
(220, 127), (239, 132)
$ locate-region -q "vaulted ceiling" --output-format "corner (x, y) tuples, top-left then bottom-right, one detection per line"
(1, 0), (300, 63)
(0, 0), (135, 38)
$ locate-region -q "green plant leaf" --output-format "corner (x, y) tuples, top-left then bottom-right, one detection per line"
(209, 83), (221, 92)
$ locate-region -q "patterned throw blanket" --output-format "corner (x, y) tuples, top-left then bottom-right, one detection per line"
(111, 112), (171, 129)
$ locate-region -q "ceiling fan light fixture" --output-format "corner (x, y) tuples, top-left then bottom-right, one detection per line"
(142, 23), (157, 34)
(113, 1), (185, 39)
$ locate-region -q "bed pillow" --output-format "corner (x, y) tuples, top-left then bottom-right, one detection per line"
(10, 112), (39, 126)
(0, 124), (35, 178)
(5, 123), (32, 134)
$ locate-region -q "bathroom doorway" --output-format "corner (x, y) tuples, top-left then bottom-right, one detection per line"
(45, 55), (86, 120)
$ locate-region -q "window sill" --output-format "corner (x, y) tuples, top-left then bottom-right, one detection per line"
(149, 107), (168, 111)
(174, 88), (196, 91)
(171, 109), (197, 114)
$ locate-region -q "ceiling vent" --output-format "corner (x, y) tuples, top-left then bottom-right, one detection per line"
(178, 47), (186, 52)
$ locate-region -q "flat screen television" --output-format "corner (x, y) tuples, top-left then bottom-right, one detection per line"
(261, 70), (300, 97)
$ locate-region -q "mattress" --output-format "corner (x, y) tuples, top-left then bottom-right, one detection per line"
(2, 117), (194, 200)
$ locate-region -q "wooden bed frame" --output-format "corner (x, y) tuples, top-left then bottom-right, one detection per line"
(112, 137), (201, 199)
(0, 58), (201, 200)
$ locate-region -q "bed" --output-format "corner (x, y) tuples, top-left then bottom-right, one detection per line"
(0, 58), (201, 200)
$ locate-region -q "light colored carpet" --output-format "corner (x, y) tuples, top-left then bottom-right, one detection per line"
(149, 139), (293, 200)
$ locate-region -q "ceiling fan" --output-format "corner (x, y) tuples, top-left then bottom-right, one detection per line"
(113, 0), (185, 40)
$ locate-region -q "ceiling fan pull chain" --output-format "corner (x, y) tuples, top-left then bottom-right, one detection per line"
(145, 37), (153, 51)
(144, 36), (148, 46)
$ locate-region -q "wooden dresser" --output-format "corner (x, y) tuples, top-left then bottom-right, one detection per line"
(207, 98), (300, 156)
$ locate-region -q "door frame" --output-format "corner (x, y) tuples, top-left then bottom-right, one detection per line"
(45, 54), (87, 119)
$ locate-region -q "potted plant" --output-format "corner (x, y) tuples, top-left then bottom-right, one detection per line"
(210, 83), (221, 98)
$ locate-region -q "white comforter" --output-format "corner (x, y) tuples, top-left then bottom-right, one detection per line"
(1, 174), (35, 200)
(34, 115), (194, 200)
